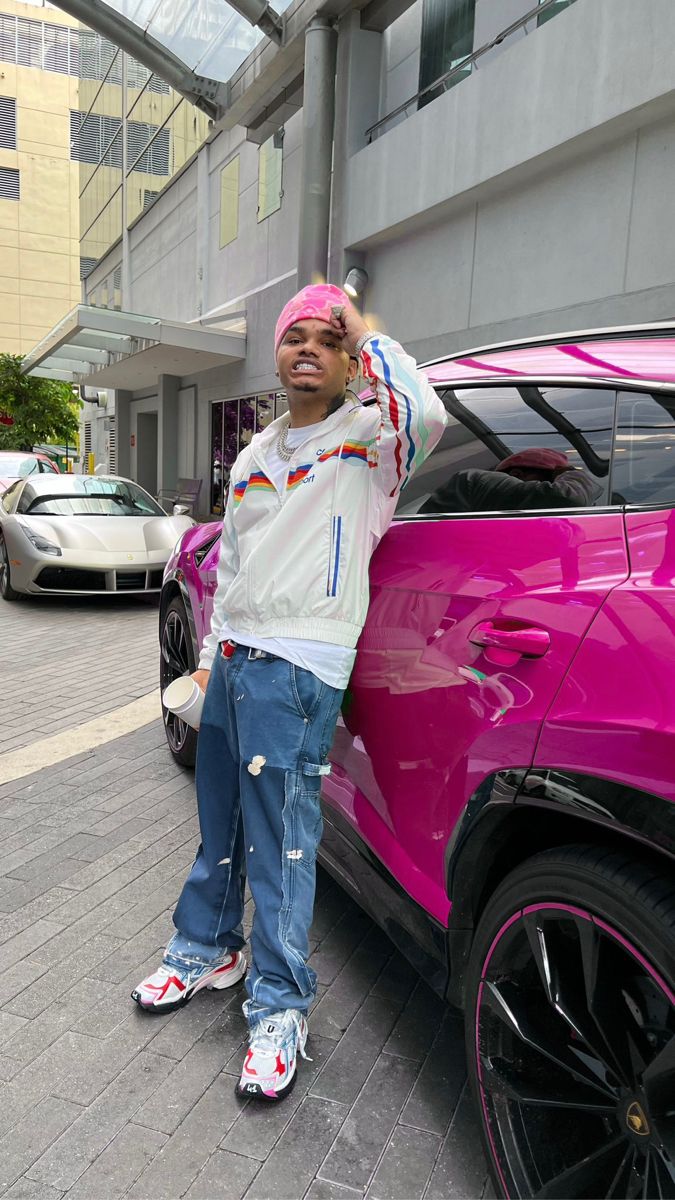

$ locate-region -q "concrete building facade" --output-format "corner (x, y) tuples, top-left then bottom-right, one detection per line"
(23, 0), (675, 514)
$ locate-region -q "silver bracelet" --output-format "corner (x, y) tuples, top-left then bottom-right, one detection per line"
(354, 331), (377, 357)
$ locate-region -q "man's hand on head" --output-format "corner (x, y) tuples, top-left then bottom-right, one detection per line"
(329, 300), (370, 357)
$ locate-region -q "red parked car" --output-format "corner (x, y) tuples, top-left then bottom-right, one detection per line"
(0, 451), (60, 494)
(160, 324), (675, 1200)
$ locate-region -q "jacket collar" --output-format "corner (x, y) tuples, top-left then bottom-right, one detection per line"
(251, 398), (361, 466)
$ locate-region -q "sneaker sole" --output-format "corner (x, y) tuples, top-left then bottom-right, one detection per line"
(131, 955), (247, 1015)
(235, 1068), (298, 1103)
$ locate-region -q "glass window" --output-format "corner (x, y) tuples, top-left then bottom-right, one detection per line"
(210, 393), (286, 513)
(220, 156), (239, 248)
(419, 0), (475, 109)
(19, 477), (163, 516)
(396, 385), (615, 517)
(613, 390), (675, 507)
(257, 136), (282, 222)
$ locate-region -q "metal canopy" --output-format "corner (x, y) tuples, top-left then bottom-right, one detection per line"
(22, 305), (246, 389)
(53, 0), (288, 119)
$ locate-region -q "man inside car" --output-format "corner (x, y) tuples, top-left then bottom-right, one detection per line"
(419, 447), (599, 514)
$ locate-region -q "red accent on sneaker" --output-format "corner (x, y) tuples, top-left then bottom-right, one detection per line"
(144, 975), (186, 1000)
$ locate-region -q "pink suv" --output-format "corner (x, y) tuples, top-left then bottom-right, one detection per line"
(159, 325), (675, 1200)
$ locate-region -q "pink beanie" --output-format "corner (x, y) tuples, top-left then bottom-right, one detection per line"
(275, 284), (351, 354)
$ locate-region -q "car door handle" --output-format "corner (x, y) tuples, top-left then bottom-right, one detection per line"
(469, 621), (550, 658)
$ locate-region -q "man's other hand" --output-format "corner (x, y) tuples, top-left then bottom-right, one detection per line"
(191, 669), (211, 693)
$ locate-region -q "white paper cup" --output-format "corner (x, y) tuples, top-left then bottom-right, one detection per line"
(162, 676), (205, 731)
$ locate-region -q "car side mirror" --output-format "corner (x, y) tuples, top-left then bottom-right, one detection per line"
(173, 504), (190, 516)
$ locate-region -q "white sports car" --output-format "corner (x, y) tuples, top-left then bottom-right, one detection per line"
(0, 474), (195, 600)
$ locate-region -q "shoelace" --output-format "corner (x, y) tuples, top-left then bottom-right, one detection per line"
(249, 1011), (312, 1061)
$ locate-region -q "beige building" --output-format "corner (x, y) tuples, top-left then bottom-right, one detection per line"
(0, 0), (210, 357)
(0, 0), (80, 354)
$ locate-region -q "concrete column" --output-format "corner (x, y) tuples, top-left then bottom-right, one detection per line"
(115, 390), (131, 478)
(297, 17), (338, 287)
(157, 374), (180, 497)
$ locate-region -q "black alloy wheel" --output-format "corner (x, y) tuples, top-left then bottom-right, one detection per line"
(160, 594), (198, 767)
(0, 534), (20, 601)
(465, 845), (675, 1199)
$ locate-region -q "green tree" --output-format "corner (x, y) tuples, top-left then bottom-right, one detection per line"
(0, 353), (81, 453)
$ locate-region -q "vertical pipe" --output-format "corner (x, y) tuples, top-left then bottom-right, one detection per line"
(297, 17), (338, 288)
(121, 50), (131, 310)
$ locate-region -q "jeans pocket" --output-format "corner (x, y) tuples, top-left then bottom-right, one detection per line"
(290, 663), (324, 721)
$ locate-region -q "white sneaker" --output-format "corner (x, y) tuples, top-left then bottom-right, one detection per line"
(236, 1009), (310, 1101)
(131, 950), (246, 1013)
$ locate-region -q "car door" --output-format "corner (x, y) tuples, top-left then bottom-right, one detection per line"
(323, 383), (629, 924)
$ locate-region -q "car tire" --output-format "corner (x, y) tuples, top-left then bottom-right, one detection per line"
(160, 594), (199, 768)
(464, 844), (675, 1200)
(0, 534), (21, 601)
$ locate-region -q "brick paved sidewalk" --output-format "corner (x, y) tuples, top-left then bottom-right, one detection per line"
(0, 596), (158, 756)
(0, 596), (489, 1199)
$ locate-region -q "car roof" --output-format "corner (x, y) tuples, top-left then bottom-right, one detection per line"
(421, 322), (675, 389)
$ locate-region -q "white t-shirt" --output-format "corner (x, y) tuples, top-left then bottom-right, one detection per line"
(219, 418), (356, 690)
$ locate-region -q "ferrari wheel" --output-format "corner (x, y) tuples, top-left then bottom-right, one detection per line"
(465, 845), (675, 1199)
(160, 594), (198, 767)
(0, 535), (21, 601)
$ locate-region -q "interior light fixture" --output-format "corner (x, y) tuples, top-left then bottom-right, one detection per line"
(343, 267), (368, 298)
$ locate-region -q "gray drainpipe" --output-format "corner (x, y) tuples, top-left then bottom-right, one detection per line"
(297, 17), (338, 289)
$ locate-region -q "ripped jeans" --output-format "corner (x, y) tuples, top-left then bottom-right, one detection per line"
(171, 643), (344, 1027)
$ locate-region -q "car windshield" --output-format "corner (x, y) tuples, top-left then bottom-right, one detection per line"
(0, 455), (41, 477)
(21, 478), (164, 517)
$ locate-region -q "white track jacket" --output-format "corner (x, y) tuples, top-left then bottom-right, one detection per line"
(199, 334), (448, 670)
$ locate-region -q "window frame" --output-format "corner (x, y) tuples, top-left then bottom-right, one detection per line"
(257, 135), (283, 223)
(394, 379), (623, 522)
(612, 385), (675, 512)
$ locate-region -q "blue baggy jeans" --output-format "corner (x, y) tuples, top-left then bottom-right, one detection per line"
(171, 644), (344, 1026)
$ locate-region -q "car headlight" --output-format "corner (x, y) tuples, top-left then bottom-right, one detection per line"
(17, 521), (62, 557)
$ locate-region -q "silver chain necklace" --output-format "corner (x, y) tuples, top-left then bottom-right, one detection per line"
(276, 418), (294, 462)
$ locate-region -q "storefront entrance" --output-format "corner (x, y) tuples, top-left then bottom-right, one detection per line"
(210, 393), (287, 514)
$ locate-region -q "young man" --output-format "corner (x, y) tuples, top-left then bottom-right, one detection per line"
(133, 284), (447, 1101)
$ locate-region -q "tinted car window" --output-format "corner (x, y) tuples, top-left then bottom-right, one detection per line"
(18, 478), (164, 517)
(397, 385), (615, 515)
(613, 390), (675, 506)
